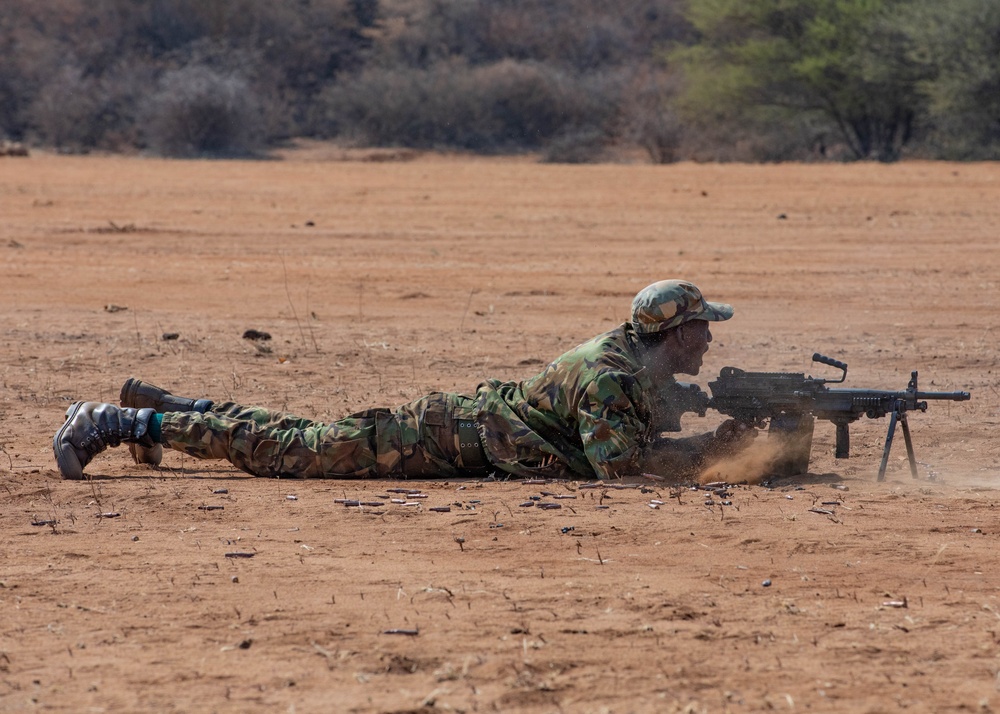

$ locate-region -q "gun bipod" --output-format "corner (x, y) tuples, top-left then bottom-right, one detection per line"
(876, 402), (920, 482)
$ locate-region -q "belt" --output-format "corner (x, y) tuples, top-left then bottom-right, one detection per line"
(457, 420), (490, 473)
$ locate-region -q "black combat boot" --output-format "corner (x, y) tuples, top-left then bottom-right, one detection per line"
(119, 378), (213, 466)
(53, 402), (157, 480)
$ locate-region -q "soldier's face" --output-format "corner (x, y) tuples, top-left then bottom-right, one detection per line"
(675, 320), (712, 375)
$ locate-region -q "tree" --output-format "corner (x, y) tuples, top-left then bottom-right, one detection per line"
(672, 0), (929, 161)
(901, 0), (1000, 158)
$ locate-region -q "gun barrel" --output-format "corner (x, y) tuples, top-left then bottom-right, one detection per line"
(915, 390), (971, 401)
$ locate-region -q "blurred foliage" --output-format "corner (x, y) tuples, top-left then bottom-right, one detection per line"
(0, 0), (997, 160)
(672, 0), (928, 161)
(900, 0), (1000, 159)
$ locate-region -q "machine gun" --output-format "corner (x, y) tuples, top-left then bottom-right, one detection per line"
(705, 353), (971, 480)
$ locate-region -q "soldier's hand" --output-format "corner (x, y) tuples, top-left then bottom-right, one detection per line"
(714, 419), (757, 451)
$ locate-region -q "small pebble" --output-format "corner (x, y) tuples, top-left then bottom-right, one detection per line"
(762, 579), (772, 587)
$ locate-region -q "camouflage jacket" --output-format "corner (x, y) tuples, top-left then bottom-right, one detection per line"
(474, 323), (711, 480)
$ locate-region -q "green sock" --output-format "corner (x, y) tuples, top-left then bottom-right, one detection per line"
(148, 413), (163, 442)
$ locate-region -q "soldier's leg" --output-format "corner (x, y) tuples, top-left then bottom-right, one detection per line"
(209, 402), (332, 432)
(120, 378), (213, 466)
(161, 407), (380, 478)
(121, 374), (341, 470)
(56, 390), (491, 480)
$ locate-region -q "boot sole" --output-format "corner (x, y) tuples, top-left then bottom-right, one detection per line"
(121, 378), (163, 466)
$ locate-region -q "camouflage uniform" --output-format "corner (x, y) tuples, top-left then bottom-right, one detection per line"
(52, 279), (737, 482)
(474, 323), (703, 480)
(161, 393), (485, 479)
(160, 323), (714, 481)
(158, 281), (736, 481)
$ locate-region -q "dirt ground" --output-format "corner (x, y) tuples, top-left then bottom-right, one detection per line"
(1, 147), (999, 713)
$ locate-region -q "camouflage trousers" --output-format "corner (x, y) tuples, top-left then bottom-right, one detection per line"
(159, 392), (489, 479)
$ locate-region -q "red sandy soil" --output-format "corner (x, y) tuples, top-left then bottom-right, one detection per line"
(1, 147), (998, 712)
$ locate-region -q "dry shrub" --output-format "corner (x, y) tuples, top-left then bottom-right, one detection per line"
(680, 113), (832, 163)
(320, 59), (612, 151)
(141, 65), (264, 157)
(374, 0), (692, 72)
(27, 60), (156, 152)
(617, 68), (685, 164)
(540, 127), (607, 164)
(28, 66), (102, 151)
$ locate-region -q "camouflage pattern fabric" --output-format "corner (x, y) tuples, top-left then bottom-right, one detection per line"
(630, 279), (733, 334)
(160, 393), (484, 479)
(158, 324), (716, 481)
(472, 324), (712, 480)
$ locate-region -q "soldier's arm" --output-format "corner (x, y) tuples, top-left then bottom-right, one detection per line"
(641, 432), (715, 478)
(642, 420), (756, 480)
(576, 371), (647, 480)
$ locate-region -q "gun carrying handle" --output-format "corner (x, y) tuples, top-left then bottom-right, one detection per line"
(812, 353), (848, 383)
(835, 422), (850, 458)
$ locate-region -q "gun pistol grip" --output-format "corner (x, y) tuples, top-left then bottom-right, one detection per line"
(835, 422), (850, 458)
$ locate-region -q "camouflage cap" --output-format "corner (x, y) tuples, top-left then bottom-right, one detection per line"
(629, 280), (734, 334)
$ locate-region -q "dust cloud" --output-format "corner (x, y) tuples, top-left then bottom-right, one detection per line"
(698, 439), (788, 485)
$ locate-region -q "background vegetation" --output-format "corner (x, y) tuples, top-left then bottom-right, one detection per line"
(1, 0), (996, 162)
